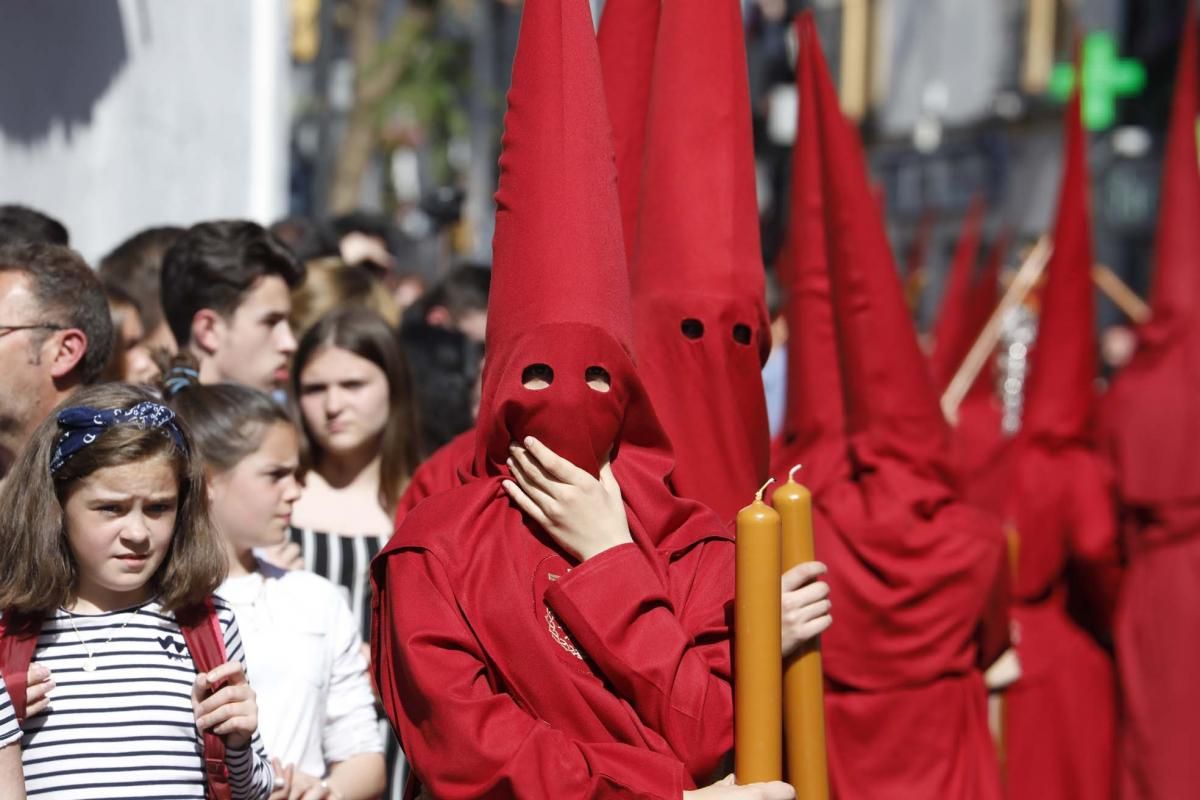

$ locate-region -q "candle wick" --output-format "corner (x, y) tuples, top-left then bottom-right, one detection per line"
(755, 477), (776, 501)
(788, 464), (804, 482)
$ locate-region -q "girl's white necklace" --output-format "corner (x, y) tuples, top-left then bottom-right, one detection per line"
(63, 606), (144, 672)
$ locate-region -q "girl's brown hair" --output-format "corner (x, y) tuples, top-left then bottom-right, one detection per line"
(290, 258), (401, 337)
(0, 384), (225, 617)
(291, 308), (420, 512)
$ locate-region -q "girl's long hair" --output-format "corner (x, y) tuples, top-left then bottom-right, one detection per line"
(0, 384), (225, 618)
(291, 308), (420, 512)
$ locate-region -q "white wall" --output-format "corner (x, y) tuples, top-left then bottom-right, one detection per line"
(0, 0), (290, 263)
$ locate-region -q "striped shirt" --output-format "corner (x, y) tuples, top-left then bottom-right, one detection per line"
(287, 527), (406, 800)
(0, 597), (273, 799)
(288, 527), (385, 642)
(0, 675), (17, 748)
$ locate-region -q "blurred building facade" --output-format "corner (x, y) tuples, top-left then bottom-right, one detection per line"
(0, 0), (290, 262)
(746, 0), (1182, 334)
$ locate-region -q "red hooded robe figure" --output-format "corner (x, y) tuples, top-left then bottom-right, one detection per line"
(629, 0), (771, 524)
(929, 197), (986, 391)
(598, 0), (660, 266)
(394, 428), (476, 521)
(996, 80), (1120, 800)
(392, 0), (666, 534)
(771, 15), (1007, 799)
(371, 0), (738, 796)
(1101, 7), (1200, 797)
(949, 233), (1009, 511)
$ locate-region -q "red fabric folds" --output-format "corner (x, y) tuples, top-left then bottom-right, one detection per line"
(770, 15), (1007, 799)
(373, 1), (738, 796)
(597, 0), (660, 265)
(1104, 1), (1200, 508)
(768, 7), (848, 494)
(1102, 7), (1200, 798)
(630, 0), (770, 523)
(929, 197), (986, 390)
(957, 81), (1120, 800)
(394, 429), (475, 524)
(951, 233), (1006, 509)
(1021, 84), (1097, 447)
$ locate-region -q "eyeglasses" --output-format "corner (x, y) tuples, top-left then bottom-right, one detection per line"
(0, 323), (66, 339)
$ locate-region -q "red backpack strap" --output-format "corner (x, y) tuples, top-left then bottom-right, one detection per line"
(178, 598), (233, 800)
(0, 614), (40, 726)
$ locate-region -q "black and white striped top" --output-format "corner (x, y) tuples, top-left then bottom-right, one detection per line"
(287, 526), (407, 800)
(0, 674), (16, 747)
(0, 596), (273, 799)
(288, 527), (386, 641)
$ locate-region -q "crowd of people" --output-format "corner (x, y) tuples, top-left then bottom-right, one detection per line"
(0, 0), (1197, 799)
(0, 208), (481, 799)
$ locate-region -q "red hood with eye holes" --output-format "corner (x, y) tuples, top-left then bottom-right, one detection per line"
(375, 5), (740, 789)
(474, 323), (638, 480)
(626, 0), (771, 523)
(632, 291), (770, 523)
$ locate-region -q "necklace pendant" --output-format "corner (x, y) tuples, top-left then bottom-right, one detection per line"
(82, 657), (96, 672)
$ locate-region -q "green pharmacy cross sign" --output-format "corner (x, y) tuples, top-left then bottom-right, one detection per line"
(1048, 32), (1147, 131)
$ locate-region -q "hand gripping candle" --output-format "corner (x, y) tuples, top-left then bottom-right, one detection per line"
(735, 479), (783, 783)
(774, 466), (829, 799)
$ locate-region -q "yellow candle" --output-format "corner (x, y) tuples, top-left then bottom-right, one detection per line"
(735, 479), (783, 783)
(774, 466), (829, 799)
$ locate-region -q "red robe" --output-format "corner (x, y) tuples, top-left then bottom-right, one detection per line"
(372, 469), (735, 799)
(1102, 345), (1200, 799)
(373, 0), (741, 787)
(958, 435), (1119, 800)
(769, 16), (1006, 797)
(1099, 8), (1200, 795)
(1004, 446), (1118, 800)
(395, 429), (474, 521)
(813, 459), (1007, 800)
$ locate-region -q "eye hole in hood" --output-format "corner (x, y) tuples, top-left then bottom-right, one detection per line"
(521, 363), (554, 390)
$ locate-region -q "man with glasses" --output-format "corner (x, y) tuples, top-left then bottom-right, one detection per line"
(0, 242), (113, 481)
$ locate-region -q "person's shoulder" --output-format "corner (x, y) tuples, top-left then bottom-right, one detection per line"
(383, 479), (507, 572)
(208, 594), (239, 628)
(266, 565), (348, 606)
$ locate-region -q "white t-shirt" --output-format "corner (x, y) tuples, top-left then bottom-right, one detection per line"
(218, 561), (383, 778)
(0, 597), (273, 799)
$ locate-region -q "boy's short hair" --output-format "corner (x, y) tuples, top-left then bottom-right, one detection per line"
(0, 384), (225, 617)
(98, 226), (185, 336)
(269, 216), (338, 264)
(0, 204), (69, 247)
(160, 220), (305, 347)
(0, 242), (114, 384)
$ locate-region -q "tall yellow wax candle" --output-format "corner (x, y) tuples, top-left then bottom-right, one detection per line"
(735, 479), (784, 783)
(774, 466), (829, 799)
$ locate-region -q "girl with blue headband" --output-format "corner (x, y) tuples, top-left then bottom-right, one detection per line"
(0, 383), (274, 799)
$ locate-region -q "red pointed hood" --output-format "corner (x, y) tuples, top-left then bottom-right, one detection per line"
(805, 16), (952, 480)
(1022, 82), (1096, 444)
(963, 231), (1006, 400)
(929, 198), (986, 390)
(1103, 7), (1200, 505)
(628, 0), (770, 521)
(777, 17), (1008, 704)
(598, 0), (661, 266)
(633, 0), (764, 308)
(477, 0), (653, 480)
(1140, 3), (1200, 349)
(771, 13), (849, 492)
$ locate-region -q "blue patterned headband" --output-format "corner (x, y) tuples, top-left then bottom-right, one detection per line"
(50, 402), (187, 475)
